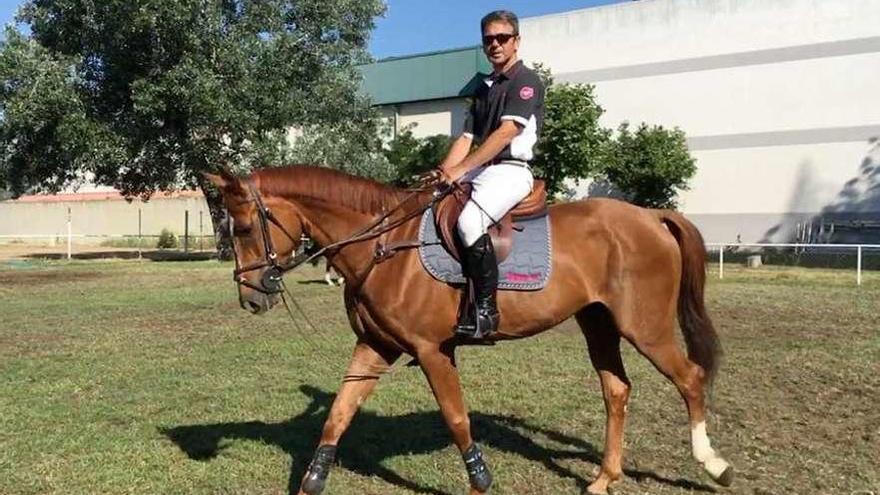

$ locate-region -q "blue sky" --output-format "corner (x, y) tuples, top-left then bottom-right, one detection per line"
(369, 0), (625, 59)
(0, 0), (625, 58)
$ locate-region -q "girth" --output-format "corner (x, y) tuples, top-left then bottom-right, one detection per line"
(434, 180), (548, 263)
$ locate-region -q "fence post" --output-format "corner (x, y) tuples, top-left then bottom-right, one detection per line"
(184, 210), (190, 253)
(199, 210), (204, 251)
(719, 244), (724, 279)
(138, 208), (143, 260)
(66, 207), (72, 260)
(857, 245), (862, 286)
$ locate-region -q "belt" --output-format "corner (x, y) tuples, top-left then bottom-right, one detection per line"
(488, 158), (530, 168)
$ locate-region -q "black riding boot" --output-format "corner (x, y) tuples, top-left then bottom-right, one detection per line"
(454, 234), (499, 339)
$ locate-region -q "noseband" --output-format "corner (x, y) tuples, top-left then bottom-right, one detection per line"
(231, 182), (303, 294)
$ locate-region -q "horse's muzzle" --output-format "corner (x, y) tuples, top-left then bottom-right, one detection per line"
(240, 291), (280, 314)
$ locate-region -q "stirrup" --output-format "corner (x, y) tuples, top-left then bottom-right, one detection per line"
(454, 308), (498, 343)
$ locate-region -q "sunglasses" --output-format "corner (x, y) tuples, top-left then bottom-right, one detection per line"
(482, 33), (517, 46)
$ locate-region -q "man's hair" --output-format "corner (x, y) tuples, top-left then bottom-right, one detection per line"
(481, 10), (519, 35)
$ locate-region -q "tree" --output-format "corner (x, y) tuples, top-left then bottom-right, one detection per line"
(602, 122), (696, 209)
(0, 29), (108, 195)
(382, 125), (453, 186)
(532, 77), (610, 199)
(287, 119), (396, 183)
(1, 0), (385, 251)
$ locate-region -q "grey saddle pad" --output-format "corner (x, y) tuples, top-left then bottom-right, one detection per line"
(417, 209), (552, 291)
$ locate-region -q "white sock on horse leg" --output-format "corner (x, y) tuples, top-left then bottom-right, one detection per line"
(691, 421), (730, 479)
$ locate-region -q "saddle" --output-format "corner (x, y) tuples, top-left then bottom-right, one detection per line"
(434, 180), (548, 263)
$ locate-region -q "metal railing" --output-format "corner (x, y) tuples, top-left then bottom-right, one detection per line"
(0, 207), (211, 259)
(706, 242), (880, 286)
(0, 233), (215, 259)
(4, 234), (879, 286)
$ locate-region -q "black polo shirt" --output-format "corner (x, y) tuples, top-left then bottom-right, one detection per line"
(463, 60), (545, 163)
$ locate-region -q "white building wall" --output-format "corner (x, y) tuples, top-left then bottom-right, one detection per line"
(380, 98), (470, 139)
(0, 196), (211, 243)
(519, 0), (880, 242)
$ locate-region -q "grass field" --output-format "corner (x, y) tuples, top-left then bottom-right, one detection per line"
(1, 260), (878, 495)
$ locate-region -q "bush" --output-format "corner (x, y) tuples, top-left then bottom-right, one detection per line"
(384, 126), (454, 186)
(100, 237), (143, 248)
(156, 229), (178, 249)
(602, 123), (696, 209)
(533, 82), (610, 198)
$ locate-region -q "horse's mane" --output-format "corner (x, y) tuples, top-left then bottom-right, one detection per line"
(254, 165), (418, 214)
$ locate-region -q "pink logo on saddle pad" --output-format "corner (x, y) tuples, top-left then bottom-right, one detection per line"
(519, 86), (535, 100)
(505, 272), (542, 282)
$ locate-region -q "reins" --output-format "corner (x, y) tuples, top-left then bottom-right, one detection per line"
(231, 179), (451, 295)
(281, 185), (448, 274)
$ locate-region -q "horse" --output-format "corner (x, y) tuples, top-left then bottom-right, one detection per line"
(204, 165), (734, 495)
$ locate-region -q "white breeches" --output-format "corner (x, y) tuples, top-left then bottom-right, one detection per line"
(457, 164), (534, 247)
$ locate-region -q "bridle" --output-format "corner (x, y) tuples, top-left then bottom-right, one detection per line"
(230, 181), (302, 294)
(229, 179), (449, 295)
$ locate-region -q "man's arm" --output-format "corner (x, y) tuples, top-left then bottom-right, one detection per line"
(440, 120), (521, 182)
(439, 134), (473, 172)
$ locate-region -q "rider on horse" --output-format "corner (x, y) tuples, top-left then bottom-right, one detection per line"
(438, 10), (545, 339)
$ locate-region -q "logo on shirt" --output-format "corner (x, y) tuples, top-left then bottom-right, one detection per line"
(519, 86), (535, 100)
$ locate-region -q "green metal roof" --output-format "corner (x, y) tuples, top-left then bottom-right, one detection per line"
(358, 46), (492, 106)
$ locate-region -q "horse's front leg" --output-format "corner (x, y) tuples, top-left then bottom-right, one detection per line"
(418, 346), (493, 495)
(297, 341), (400, 495)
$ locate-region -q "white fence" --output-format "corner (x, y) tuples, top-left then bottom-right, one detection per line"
(0, 207), (214, 259)
(706, 242), (880, 286)
(3, 233), (879, 286)
(0, 194), (210, 240)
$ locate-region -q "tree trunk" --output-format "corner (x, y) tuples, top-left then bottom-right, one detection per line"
(197, 176), (233, 261)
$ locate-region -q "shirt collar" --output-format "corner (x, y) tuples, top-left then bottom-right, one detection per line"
(486, 59), (523, 84)
(496, 60), (523, 80)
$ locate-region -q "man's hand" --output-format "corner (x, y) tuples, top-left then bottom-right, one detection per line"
(439, 166), (461, 184)
(412, 169), (442, 187)
(442, 121), (522, 183)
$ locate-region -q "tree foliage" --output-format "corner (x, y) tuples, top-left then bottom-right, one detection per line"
(532, 82), (610, 198)
(603, 122), (696, 209)
(0, 29), (108, 194)
(287, 119), (396, 182)
(1, 0), (385, 198)
(382, 125), (453, 186)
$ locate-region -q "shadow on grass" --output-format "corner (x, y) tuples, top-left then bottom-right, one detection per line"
(162, 385), (716, 495)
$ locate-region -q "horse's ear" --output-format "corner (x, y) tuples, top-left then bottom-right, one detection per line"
(218, 164), (237, 181)
(202, 172), (229, 189)
(203, 170), (244, 194)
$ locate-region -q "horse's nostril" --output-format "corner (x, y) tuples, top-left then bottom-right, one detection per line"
(244, 300), (263, 314)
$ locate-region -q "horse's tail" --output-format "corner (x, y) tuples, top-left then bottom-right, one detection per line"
(658, 210), (722, 384)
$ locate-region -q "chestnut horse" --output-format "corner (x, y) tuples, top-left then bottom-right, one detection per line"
(205, 165), (733, 495)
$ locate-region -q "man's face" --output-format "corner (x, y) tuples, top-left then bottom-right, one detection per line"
(482, 21), (519, 68)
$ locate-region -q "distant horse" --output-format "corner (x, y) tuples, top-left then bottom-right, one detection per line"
(300, 238), (344, 286)
(205, 165), (733, 495)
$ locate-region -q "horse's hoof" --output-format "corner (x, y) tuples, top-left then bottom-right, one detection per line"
(470, 469), (493, 493)
(715, 465), (734, 487)
(462, 443), (493, 493)
(300, 476), (326, 495)
(300, 445), (336, 495)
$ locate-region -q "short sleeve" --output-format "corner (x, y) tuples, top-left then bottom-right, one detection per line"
(501, 71), (544, 127)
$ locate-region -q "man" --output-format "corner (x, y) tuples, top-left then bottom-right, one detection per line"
(438, 10), (545, 339)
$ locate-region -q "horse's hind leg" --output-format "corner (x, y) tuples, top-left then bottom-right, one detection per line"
(297, 340), (400, 495)
(624, 316), (734, 486)
(576, 305), (631, 495)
